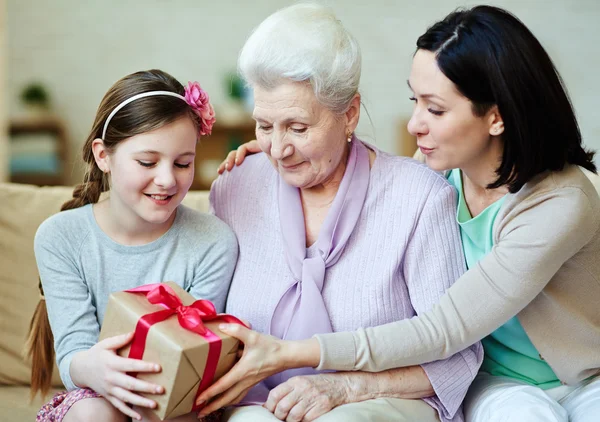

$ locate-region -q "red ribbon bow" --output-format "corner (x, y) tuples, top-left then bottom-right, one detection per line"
(125, 283), (244, 411)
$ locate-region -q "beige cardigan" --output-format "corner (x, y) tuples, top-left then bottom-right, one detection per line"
(315, 164), (600, 385)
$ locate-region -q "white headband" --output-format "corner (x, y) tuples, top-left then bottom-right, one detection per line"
(101, 91), (186, 140)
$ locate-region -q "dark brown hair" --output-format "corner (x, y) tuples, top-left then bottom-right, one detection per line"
(26, 69), (201, 398)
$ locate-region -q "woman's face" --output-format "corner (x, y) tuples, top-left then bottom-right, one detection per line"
(253, 81), (358, 189)
(407, 49), (502, 173)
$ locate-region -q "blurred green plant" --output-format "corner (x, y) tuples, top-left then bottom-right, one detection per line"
(225, 72), (246, 101)
(21, 83), (50, 108)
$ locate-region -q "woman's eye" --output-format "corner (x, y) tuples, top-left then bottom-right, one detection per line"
(175, 163), (191, 169)
(137, 161), (155, 168)
(258, 125), (273, 131)
(410, 95), (444, 115)
(291, 127), (307, 134)
(428, 109), (445, 116)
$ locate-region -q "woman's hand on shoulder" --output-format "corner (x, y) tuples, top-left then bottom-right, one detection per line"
(70, 332), (164, 421)
(264, 374), (352, 422)
(217, 140), (261, 174)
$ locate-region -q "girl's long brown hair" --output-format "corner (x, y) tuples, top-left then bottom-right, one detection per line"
(25, 69), (201, 398)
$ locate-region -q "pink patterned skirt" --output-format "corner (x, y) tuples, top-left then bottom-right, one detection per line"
(36, 388), (101, 422)
(36, 388), (223, 421)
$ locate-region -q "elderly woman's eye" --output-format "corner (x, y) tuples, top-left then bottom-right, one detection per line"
(258, 125), (273, 131)
(291, 127), (307, 134)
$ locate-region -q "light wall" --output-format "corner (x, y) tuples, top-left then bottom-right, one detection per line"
(6, 0), (600, 184)
(0, 0), (7, 183)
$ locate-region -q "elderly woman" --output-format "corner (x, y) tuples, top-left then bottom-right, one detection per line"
(204, 4), (481, 422)
(202, 5), (600, 422)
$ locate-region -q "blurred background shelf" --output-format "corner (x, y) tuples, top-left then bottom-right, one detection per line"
(9, 115), (68, 186)
(192, 120), (255, 190)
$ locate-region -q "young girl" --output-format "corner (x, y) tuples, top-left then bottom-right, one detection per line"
(27, 69), (238, 422)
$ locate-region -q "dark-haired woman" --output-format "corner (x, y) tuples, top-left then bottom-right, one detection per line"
(200, 5), (600, 422)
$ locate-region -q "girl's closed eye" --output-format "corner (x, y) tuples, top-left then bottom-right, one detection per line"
(137, 160), (155, 168)
(137, 160), (191, 169)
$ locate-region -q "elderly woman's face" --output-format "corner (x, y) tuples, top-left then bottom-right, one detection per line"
(253, 81), (350, 189)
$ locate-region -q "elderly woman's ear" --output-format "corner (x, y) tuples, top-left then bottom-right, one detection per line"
(344, 94), (361, 135)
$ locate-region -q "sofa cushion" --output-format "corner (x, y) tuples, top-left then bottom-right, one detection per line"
(0, 183), (209, 387)
(0, 386), (62, 421)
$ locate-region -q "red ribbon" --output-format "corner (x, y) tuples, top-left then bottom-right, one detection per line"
(124, 283), (244, 411)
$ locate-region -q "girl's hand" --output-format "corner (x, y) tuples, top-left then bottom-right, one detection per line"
(263, 374), (351, 422)
(71, 332), (165, 421)
(217, 140), (261, 174)
(195, 324), (287, 416)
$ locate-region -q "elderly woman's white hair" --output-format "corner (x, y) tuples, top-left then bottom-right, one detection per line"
(238, 2), (361, 114)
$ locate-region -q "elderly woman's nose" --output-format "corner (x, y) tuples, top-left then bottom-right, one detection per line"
(270, 136), (293, 160)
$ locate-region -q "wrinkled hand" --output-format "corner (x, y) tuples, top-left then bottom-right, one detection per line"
(196, 323), (286, 416)
(264, 374), (351, 421)
(217, 140), (261, 174)
(71, 332), (164, 421)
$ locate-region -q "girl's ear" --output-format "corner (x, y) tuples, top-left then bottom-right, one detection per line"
(92, 138), (110, 173)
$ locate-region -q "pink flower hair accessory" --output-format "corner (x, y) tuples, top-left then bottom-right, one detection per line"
(184, 81), (216, 136)
(101, 83), (216, 140)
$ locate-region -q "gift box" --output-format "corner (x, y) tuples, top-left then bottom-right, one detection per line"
(99, 282), (243, 420)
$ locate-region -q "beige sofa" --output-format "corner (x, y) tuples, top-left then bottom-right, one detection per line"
(0, 183), (210, 422)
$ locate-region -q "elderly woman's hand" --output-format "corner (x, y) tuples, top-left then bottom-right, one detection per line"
(264, 374), (352, 422)
(217, 140), (261, 174)
(195, 323), (321, 417)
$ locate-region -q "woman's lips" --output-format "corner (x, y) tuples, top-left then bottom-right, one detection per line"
(281, 162), (305, 170)
(418, 145), (435, 155)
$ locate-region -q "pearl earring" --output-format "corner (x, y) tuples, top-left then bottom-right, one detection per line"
(346, 131), (352, 143)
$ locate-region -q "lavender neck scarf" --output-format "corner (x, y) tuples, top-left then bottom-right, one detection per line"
(269, 138), (370, 342)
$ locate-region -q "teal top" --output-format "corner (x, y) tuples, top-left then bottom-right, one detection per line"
(447, 169), (561, 389)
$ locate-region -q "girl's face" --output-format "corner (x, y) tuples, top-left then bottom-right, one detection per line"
(407, 49), (502, 173)
(100, 117), (197, 230)
(252, 81), (359, 190)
